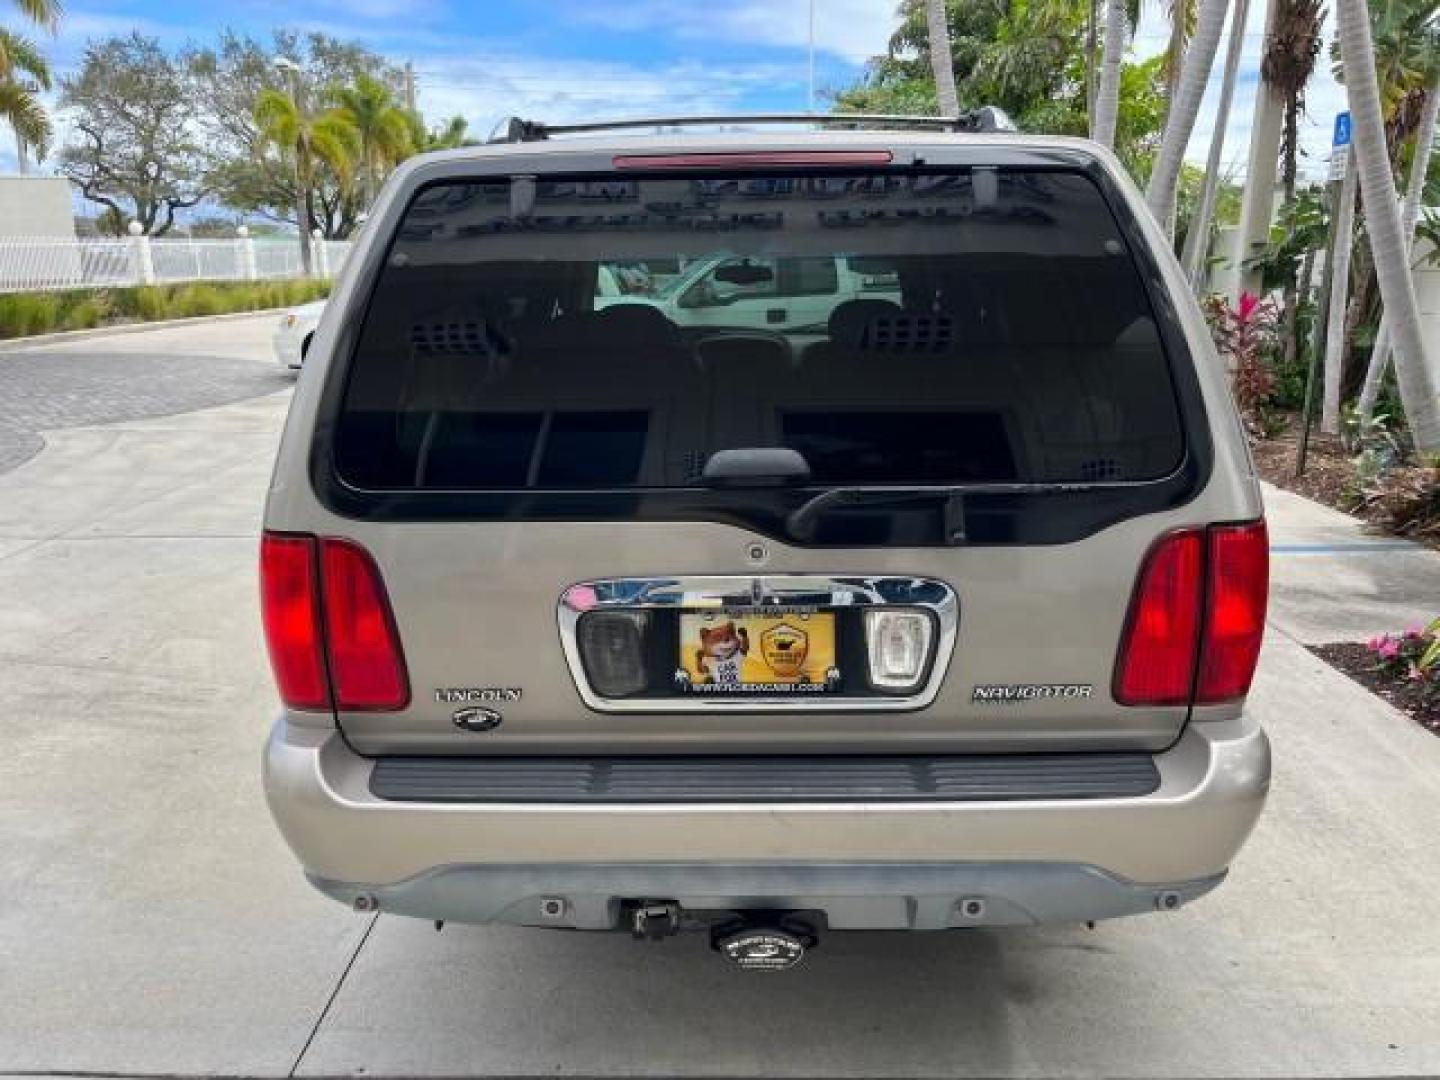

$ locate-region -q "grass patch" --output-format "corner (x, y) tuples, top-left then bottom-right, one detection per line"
(0, 278), (332, 340)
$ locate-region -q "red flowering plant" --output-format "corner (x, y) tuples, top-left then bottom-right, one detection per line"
(1366, 618), (1440, 724)
(1203, 291), (1281, 437)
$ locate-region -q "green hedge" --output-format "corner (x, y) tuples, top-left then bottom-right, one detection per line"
(0, 279), (332, 341)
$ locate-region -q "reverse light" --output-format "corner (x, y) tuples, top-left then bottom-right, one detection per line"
(259, 532), (409, 712)
(576, 611), (651, 697)
(1114, 522), (1268, 707)
(864, 609), (934, 693)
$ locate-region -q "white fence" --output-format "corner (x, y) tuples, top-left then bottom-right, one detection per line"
(0, 235), (353, 293)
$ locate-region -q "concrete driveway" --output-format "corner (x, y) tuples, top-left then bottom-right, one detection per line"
(1, 318), (1438, 1078)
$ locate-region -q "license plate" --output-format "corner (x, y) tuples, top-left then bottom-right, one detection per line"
(677, 609), (839, 695)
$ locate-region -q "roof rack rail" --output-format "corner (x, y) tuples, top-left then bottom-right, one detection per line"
(488, 109), (1017, 144)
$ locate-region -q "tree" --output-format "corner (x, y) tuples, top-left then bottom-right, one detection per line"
(186, 30), (399, 238)
(0, 31), (50, 164)
(1145, 0), (1231, 236)
(925, 0), (961, 114)
(1358, 65), (1440, 422)
(1335, 0), (1440, 451)
(2, 0), (59, 170)
(1180, 0), (1250, 285)
(331, 73), (412, 204)
(1263, 0), (1327, 204)
(254, 85), (357, 273)
(1092, 0), (1128, 146)
(422, 115), (476, 151)
(57, 35), (210, 236)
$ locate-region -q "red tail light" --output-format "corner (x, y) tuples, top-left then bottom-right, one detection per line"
(260, 534), (329, 710)
(1114, 529), (1205, 706)
(260, 532), (409, 712)
(1114, 522), (1268, 707)
(1196, 522), (1269, 702)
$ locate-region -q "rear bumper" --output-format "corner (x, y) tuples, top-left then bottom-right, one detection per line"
(264, 714), (1269, 929)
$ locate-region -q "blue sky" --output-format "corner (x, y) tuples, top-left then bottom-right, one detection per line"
(9, 0), (1347, 184)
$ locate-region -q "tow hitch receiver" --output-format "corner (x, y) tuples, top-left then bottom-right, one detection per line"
(630, 901), (682, 941)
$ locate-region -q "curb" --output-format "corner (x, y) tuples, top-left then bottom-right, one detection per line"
(0, 308), (294, 352)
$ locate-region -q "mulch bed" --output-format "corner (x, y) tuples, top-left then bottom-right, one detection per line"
(1249, 416), (1439, 552)
(1310, 643), (1440, 734)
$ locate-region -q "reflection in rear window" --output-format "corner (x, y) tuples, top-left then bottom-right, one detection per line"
(335, 170), (1184, 491)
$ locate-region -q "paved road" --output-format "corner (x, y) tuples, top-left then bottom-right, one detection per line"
(0, 320), (1438, 1077)
(0, 315), (292, 473)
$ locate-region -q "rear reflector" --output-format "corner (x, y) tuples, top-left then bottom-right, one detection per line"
(1114, 522), (1268, 707)
(612, 150), (894, 170)
(1196, 522), (1269, 702)
(1114, 529), (1205, 706)
(260, 534), (329, 710)
(260, 532), (409, 712)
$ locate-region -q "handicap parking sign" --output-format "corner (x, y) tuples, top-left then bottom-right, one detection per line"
(1333, 112), (1351, 147)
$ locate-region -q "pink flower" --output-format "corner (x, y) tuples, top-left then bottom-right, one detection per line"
(1378, 641), (1401, 660)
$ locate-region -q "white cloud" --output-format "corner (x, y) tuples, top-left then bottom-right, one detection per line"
(564, 0), (897, 64)
(410, 53), (808, 136)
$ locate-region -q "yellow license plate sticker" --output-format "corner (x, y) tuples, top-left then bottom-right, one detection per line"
(678, 610), (838, 695)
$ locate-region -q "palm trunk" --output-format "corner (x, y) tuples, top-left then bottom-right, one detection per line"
(1180, 0), (1250, 288)
(1357, 70), (1440, 423)
(1335, 0), (1440, 451)
(1232, 0), (1285, 298)
(1092, 0), (1127, 147)
(925, 0), (960, 116)
(1086, 0), (1099, 123)
(1320, 150), (1357, 434)
(1146, 0), (1231, 237)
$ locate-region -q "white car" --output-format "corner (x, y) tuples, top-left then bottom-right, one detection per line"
(272, 301), (326, 371)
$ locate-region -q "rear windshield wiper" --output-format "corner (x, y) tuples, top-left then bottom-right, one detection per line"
(786, 486), (968, 545)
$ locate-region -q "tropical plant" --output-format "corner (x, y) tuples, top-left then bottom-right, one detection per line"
(1334, 0), (1440, 452)
(1204, 291), (1282, 432)
(1145, 0), (1230, 236)
(422, 114), (475, 151)
(1263, 0), (1327, 203)
(254, 85), (358, 272)
(1092, 0), (1128, 146)
(1, 0), (59, 168)
(330, 73), (412, 203)
(925, 0), (961, 114)
(1180, 0), (1251, 283)
(1358, 63), (1440, 422)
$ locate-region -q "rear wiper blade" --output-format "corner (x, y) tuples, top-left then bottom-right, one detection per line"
(786, 486), (967, 544)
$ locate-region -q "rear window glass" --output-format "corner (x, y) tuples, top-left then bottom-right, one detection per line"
(335, 169), (1184, 491)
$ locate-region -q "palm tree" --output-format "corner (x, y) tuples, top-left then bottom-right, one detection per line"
(1263, 0), (1327, 204)
(925, 0), (961, 115)
(424, 115), (474, 150)
(1357, 64), (1440, 423)
(1334, 0), (1440, 451)
(1161, 0), (1198, 106)
(1145, 0), (1231, 235)
(0, 28), (50, 169)
(331, 74), (413, 205)
(3, 0), (60, 172)
(1179, 0), (1250, 284)
(1092, 0), (1128, 146)
(254, 86), (357, 275)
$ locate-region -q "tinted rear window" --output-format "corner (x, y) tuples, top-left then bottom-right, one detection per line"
(335, 169), (1184, 492)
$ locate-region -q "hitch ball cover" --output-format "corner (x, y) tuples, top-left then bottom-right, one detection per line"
(716, 928), (807, 972)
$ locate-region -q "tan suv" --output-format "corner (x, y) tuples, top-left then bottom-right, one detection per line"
(260, 114), (1270, 970)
